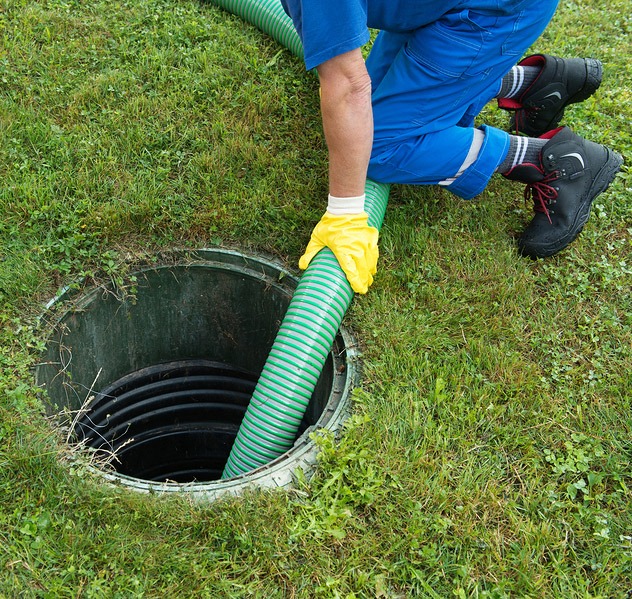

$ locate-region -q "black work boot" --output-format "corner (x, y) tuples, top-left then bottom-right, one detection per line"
(503, 127), (623, 258)
(499, 54), (603, 137)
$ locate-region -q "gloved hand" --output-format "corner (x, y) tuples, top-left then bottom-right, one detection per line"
(299, 211), (379, 294)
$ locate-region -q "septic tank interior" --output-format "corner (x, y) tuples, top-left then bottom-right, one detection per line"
(35, 249), (357, 493)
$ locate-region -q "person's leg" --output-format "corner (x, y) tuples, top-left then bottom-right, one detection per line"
(366, 0), (559, 197)
(365, 30), (413, 93)
(366, 0), (623, 258)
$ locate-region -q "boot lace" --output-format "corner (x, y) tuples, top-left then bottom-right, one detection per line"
(524, 171), (559, 224)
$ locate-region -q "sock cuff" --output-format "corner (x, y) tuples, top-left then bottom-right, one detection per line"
(497, 135), (548, 174)
(497, 65), (541, 103)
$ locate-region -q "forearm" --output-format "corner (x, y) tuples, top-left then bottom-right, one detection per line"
(317, 49), (373, 198)
(300, 50), (378, 294)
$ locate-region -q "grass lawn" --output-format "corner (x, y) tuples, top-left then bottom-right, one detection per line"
(1, 0), (631, 596)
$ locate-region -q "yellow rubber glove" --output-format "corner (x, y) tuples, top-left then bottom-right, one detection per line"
(299, 212), (379, 294)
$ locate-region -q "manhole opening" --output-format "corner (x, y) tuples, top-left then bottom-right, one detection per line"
(36, 249), (355, 490)
(72, 358), (326, 483)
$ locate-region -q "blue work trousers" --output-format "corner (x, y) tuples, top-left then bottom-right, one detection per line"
(366, 0), (559, 199)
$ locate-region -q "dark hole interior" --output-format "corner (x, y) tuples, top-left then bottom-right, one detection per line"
(74, 359), (314, 482)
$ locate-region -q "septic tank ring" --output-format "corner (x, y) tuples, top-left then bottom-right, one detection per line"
(36, 248), (359, 500)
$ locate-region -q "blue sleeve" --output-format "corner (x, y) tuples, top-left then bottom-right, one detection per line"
(281, 0), (371, 70)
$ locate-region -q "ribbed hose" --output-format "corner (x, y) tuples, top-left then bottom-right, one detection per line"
(207, 0), (303, 58)
(210, 0), (391, 478)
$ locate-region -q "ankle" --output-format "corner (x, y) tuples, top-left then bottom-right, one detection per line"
(497, 135), (547, 175)
(497, 65), (540, 100)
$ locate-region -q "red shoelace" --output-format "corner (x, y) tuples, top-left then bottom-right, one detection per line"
(524, 171), (559, 224)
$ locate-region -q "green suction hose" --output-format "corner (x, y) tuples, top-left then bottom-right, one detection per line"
(209, 0), (391, 478)
(207, 0), (303, 58)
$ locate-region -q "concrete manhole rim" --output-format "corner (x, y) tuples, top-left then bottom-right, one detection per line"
(36, 247), (360, 500)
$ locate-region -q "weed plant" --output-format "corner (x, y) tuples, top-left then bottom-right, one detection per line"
(1, 0), (631, 597)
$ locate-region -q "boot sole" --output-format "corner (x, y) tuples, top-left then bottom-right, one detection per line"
(518, 149), (624, 258)
(510, 58), (603, 136)
(566, 58), (603, 105)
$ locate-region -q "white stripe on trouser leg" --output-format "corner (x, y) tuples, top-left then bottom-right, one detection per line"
(439, 128), (485, 186)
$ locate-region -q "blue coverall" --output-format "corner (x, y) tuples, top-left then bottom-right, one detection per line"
(281, 0), (560, 199)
